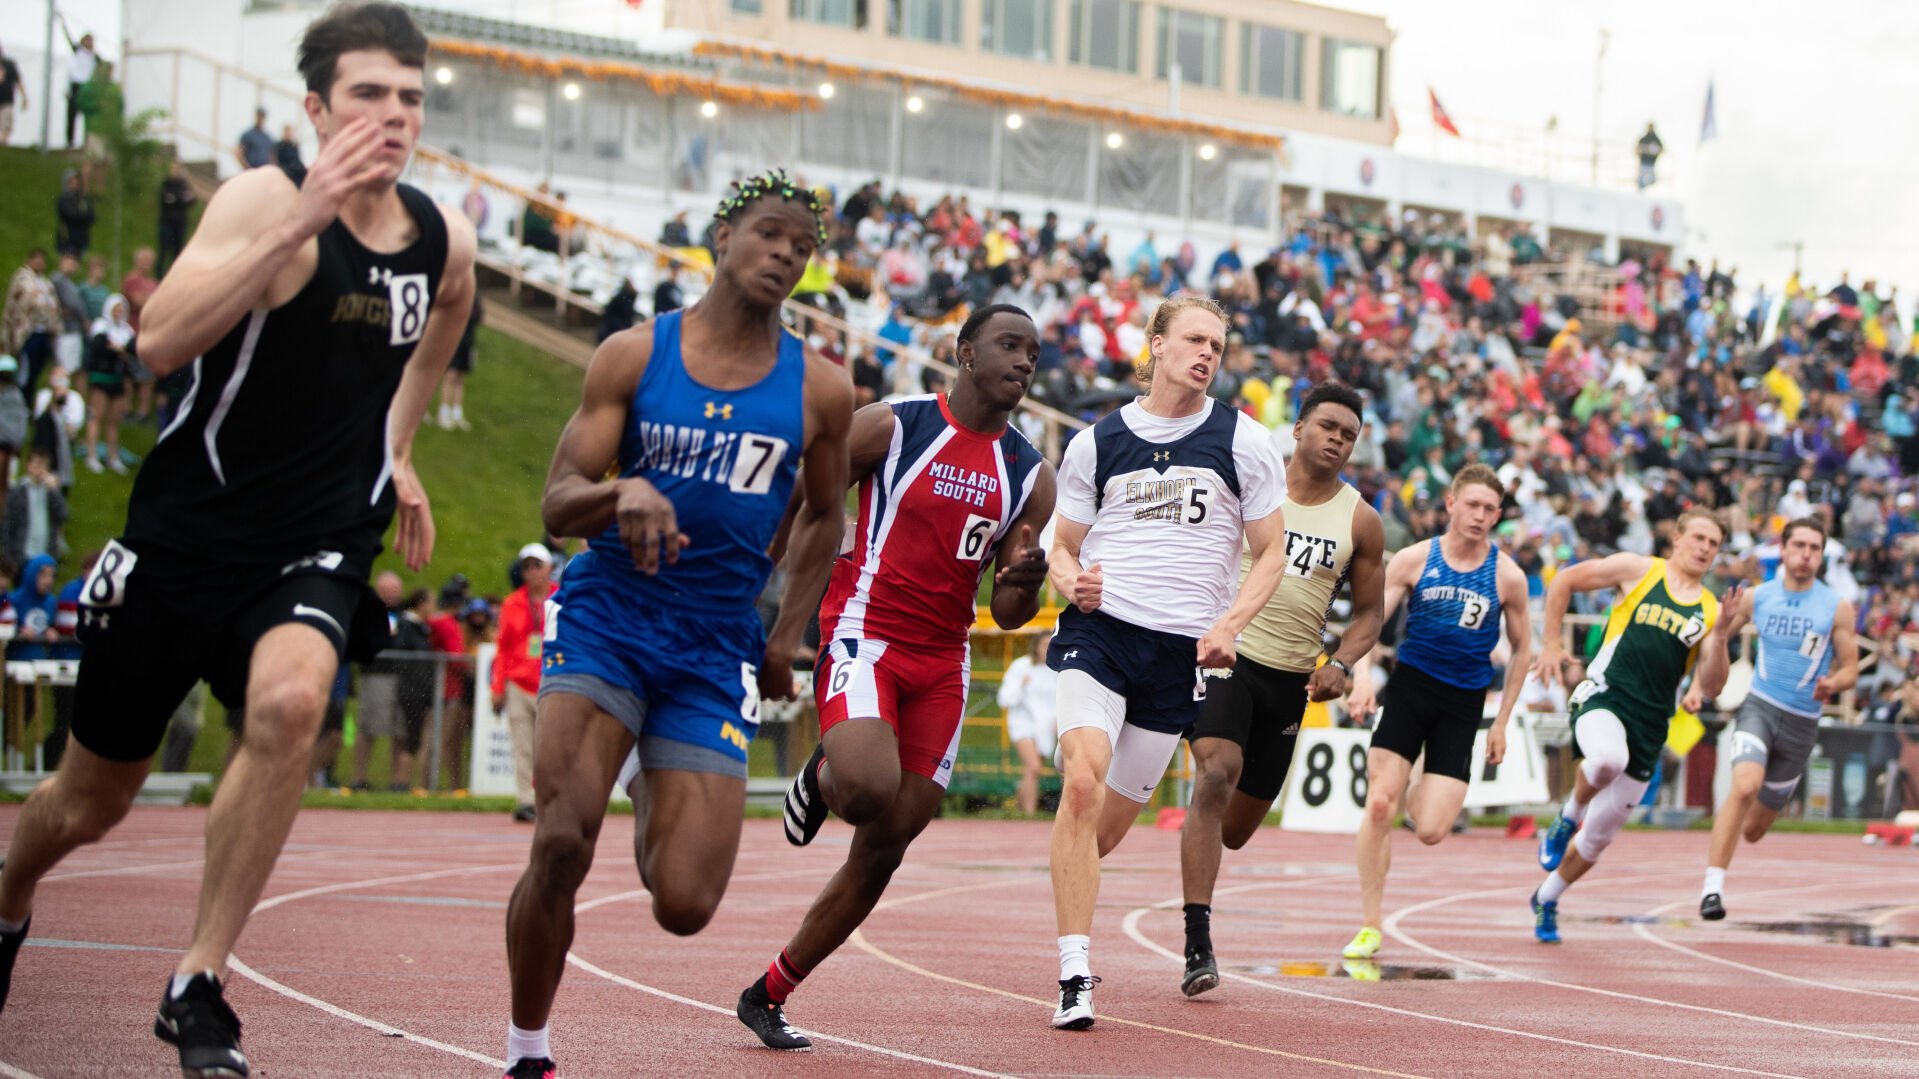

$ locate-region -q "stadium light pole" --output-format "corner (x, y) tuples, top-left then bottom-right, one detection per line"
(40, 0), (56, 149)
(1590, 27), (1608, 186)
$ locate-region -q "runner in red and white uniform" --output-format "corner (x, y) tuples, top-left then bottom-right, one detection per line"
(735, 304), (1055, 1051)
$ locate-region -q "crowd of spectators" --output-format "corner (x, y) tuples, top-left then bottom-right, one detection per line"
(771, 179), (1919, 736)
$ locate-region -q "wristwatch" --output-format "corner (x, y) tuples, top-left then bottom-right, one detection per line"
(1326, 657), (1352, 677)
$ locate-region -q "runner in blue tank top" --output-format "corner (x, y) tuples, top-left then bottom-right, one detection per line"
(1695, 517), (1857, 922)
(1341, 465), (1531, 961)
(501, 171), (853, 1079)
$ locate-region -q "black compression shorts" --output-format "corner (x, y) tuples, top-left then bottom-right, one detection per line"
(1190, 656), (1311, 801)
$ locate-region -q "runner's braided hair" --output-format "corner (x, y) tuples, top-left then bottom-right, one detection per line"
(713, 169), (830, 248)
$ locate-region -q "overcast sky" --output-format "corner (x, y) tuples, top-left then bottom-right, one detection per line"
(10, 0), (1912, 298)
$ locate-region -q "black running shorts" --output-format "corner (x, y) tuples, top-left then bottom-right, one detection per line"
(71, 539), (390, 762)
(1368, 660), (1487, 782)
(1190, 656), (1311, 801)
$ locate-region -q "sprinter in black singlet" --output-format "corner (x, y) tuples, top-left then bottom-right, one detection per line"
(0, 7), (475, 1076)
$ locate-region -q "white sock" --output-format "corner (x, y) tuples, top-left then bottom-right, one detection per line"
(1538, 870), (1569, 904)
(454, 405), (465, 422)
(507, 1023), (551, 1063)
(437, 404), (449, 425)
(1058, 934), (1091, 982)
(1561, 794), (1587, 825)
(169, 971), (216, 999)
(1703, 867), (1726, 897)
(0, 916), (24, 935)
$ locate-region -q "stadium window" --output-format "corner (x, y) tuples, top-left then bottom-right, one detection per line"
(981, 0), (1054, 62)
(1068, 0), (1140, 74)
(1153, 8), (1222, 89)
(1320, 37), (1382, 118)
(1238, 22), (1303, 101)
(889, 0), (962, 44)
(790, 0), (867, 30)
(731, 0), (763, 12)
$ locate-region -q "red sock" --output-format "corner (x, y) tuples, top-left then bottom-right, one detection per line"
(764, 949), (809, 1004)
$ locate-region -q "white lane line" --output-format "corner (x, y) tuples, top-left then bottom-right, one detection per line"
(1630, 880), (1919, 1004)
(1119, 875), (1808, 1079)
(0, 1061), (49, 1079)
(567, 876), (1021, 1077)
(1382, 876), (1919, 1049)
(846, 875), (1432, 1078)
(229, 861), (529, 1071)
(565, 952), (1014, 1077)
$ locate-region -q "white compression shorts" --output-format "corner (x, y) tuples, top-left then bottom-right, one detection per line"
(1055, 669), (1183, 804)
(1571, 708), (1650, 862)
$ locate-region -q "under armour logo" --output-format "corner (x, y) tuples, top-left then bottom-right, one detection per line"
(1153, 451), (1171, 463)
(83, 610), (110, 629)
(367, 266), (393, 286)
(544, 652), (566, 667)
(705, 401), (734, 420)
(1064, 649), (1079, 659)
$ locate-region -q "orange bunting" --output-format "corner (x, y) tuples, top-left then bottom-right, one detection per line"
(432, 38), (819, 112)
(691, 40), (1284, 152)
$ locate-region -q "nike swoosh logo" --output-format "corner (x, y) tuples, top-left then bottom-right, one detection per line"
(292, 603), (345, 641)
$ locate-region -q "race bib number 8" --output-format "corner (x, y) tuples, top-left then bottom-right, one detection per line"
(82, 539), (138, 609)
(387, 273), (430, 346)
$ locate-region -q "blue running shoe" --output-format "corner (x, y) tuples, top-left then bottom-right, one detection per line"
(1530, 890), (1560, 944)
(1537, 815), (1576, 871)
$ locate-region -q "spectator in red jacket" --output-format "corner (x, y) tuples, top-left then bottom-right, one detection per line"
(429, 575), (471, 790)
(492, 544), (556, 822)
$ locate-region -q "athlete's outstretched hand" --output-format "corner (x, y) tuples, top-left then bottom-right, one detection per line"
(1196, 624), (1237, 669)
(615, 476), (691, 575)
(1345, 678), (1377, 724)
(994, 524), (1047, 591)
(1531, 642), (1569, 688)
(1485, 722), (1508, 766)
(1306, 663), (1349, 702)
(1071, 562), (1103, 613)
(287, 118), (389, 241)
(392, 460), (435, 572)
(758, 649), (798, 703)
(1710, 584), (1747, 637)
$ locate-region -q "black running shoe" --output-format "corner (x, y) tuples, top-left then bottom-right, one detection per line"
(504, 1057), (556, 1079)
(154, 972), (249, 1078)
(0, 916), (27, 1014)
(1700, 892), (1726, 921)
(737, 980), (812, 1050)
(783, 745), (828, 847)
(1181, 946), (1219, 998)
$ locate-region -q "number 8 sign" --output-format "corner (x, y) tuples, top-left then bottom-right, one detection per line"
(1279, 727), (1372, 833)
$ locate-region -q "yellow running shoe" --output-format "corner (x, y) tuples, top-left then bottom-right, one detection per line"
(1342, 927), (1382, 960)
(1341, 959), (1382, 982)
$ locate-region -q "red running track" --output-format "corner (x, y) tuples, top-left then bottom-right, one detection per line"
(2, 807), (1916, 1078)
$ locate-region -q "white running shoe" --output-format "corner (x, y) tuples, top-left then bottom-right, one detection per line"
(1051, 975), (1099, 1030)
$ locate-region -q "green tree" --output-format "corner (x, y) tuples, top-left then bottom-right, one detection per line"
(87, 73), (171, 271)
